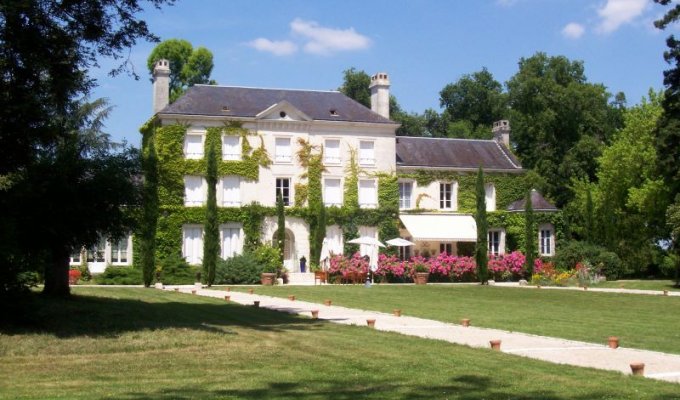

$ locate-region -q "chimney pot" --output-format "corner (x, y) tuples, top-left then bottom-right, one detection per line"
(492, 119), (510, 148)
(152, 59), (171, 114)
(369, 72), (390, 120)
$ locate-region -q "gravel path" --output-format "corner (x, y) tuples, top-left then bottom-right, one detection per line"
(163, 285), (680, 384)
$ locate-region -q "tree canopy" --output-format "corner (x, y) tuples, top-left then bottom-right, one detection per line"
(147, 39), (215, 102)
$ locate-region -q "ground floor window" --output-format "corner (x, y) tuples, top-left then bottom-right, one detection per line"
(111, 237), (129, 263)
(183, 225), (204, 265)
(488, 229), (505, 256)
(439, 242), (453, 255)
(220, 224), (243, 259)
(539, 224), (555, 256)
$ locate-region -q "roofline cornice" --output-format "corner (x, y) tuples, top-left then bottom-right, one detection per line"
(397, 165), (524, 174)
(157, 113), (400, 130)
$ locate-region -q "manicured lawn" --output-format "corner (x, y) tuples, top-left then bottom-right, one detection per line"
(592, 279), (680, 292)
(222, 284), (680, 354)
(1, 288), (679, 399)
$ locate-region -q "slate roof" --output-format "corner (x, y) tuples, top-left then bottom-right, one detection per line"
(395, 136), (522, 171)
(507, 189), (558, 212)
(159, 85), (396, 124)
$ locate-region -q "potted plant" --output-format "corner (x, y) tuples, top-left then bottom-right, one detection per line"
(260, 264), (278, 285)
(413, 261), (430, 285)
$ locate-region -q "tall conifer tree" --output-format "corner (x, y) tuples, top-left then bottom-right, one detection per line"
(524, 190), (536, 279)
(475, 167), (489, 284)
(203, 140), (219, 286)
(140, 135), (158, 287)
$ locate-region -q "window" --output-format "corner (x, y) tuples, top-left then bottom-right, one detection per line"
(111, 236), (129, 264)
(182, 225), (203, 264)
(275, 137), (292, 163)
(324, 139), (341, 164)
(70, 247), (82, 264)
(359, 141), (375, 166)
(220, 224), (243, 259)
(221, 176), (240, 207)
(440, 182), (452, 209)
(488, 229), (504, 256)
(358, 179), (377, 208)
(184, 176), (206, 206)
(324, 178), (342, 207)
(539, 224), (555, 256)
(398, 238), (412, 260)
(439, 243), (453, 255)
(325, 225), (344, 255)
(184, 134), (204, 159)
(87, 237), (107, 263)
(222, 135), (241, 161)
(276, 178), (291, 206)
(485, 183), (496, 211)
(399, 182), (413, 209)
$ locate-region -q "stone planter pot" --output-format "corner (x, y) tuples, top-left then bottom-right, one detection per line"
(311, 310), (319, 319)
(489, 340), (502, 351)
(324, 299), (332, 306)
(224, 295), (230, 302)
(630, 362), (645, 376)
(608, 336), (619, 349)
(414, 272), (429, 285)
(393, 309), (402, 317)
(461, 318), (471, 327)
(260, 273), (277, 286)
(253, 301), (260, 308)
(248, 288), (254, 294)
(366, 319), (376, 328)
(288, 295), (296, 301)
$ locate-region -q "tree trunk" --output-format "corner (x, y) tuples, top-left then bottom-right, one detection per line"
(43, 247), (71, 297)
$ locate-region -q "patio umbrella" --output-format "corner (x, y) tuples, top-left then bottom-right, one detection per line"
(348, 237), (385, 272)
(386, 238), (415, 247)
(319, 238), (331, 271)
(348, 237), (386, 247)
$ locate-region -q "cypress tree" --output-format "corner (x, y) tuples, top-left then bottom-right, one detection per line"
(140, 136), (158, 287)
(276, 191), (285, 264)
(475, 167), (488, 284)
(203, 140), (219, 286)
(524, 190), (536, 279)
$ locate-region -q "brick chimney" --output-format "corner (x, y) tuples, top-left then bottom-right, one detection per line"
(369, 72), (390, 119)
(152, 59), (170, 113)
(492, 120), (510, 147)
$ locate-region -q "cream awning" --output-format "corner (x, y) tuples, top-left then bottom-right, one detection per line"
(399, 214), (477, 242)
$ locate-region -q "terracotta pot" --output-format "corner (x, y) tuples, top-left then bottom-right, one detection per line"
(367, 319), (376, 328)
(608, 336), (619, 349)
(583, 286), (588, 291)
(191, 290), (196, 295)
(260, 272), (277, 286)
(288, 295), (296, 301)
(253, 300), (260, 308)
(489, 340), (502, 351)
(393, 309), (402, 317)
(324, 299), (332, 306)
(311, 310), (319, 319)
(174, 288), (179, 292)
(224, 295), (230, 302)
(630, 362), (645, 376)
(461, 318), (471, 327)
(663, 290), (669, 296)
(414, 272), (429, 285)
(248, 288), (254, 295)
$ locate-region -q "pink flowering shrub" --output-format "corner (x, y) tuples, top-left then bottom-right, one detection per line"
(328, 252), (368, 279)
(375, 254), (408, 282)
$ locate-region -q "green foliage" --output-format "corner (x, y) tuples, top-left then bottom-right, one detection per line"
(140, 127), (159, 287)
(475, 168), (488, 283)
(202, 140), (219, 286)
(147, 39), (215, 102)
(158, 254), (199, 285)
(252, 244), (282, 274)
(215, 253), (264, 284)
(95, 267), (142, 285)
(338, 67), (371, 108)
(553, 240), (623, 280)
(524, 191), (536, 278)
(439, 68), (507, 130)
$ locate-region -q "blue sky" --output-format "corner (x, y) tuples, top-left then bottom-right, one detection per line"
(91, 0), (675, 146)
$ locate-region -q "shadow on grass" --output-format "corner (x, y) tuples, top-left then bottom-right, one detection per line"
(117, 375), (670, 400)
(0, 288), (323, 338)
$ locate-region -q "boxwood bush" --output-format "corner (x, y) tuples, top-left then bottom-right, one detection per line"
(554, 240), (623, 280)
(95, 267), (143, 285)
(215, 252), (264, 284)
(158, 254), (200, 285)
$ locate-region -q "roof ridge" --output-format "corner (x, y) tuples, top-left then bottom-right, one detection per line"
(192, 84), (341, 94)
(398, 136), (496, 143)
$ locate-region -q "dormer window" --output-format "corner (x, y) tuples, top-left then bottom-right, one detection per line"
(279, 111), (287, 118)
(330, 109), (339, 116)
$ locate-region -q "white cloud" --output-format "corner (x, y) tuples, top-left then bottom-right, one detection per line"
(562, 22), (586, 39)
(290, 18), (371, 55)
(596, 0), (648, 33)
(247, 38), (298, 56)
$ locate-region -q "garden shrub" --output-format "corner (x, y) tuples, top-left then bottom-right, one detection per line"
(215, 252), (264, 284)
(95, 267), (142, 285)
(158, 254), (199, 285)
(252, 244), (281, 274)
(554, 240), (623, 280)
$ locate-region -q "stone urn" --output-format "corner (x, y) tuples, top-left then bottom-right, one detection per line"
(414, 272), (429, 285)
(260, 273), (277, 286)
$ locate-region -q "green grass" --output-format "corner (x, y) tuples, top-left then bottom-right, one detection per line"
(592, 279), (680, 291)
(221, 284), (680, 354)
(1, 288), (679, 399)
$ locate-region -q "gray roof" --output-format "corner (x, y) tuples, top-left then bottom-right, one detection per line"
(395, 136), (522, 171)
(159, 85), (396, 124)
(507, 190), (558, 212)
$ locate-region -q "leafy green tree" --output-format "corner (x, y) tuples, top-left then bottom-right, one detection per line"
(338, 67), (371, 108)
(147, 39), (215, 102)
(276, 191), (285, 265)
(524, 190), (536, 279)
(506, 52), (618, 207)
(439, 68), (507, 132)
(140, 134), (159, 287)
(202, 140), (219, 286)
(475, 167), (488, 284)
